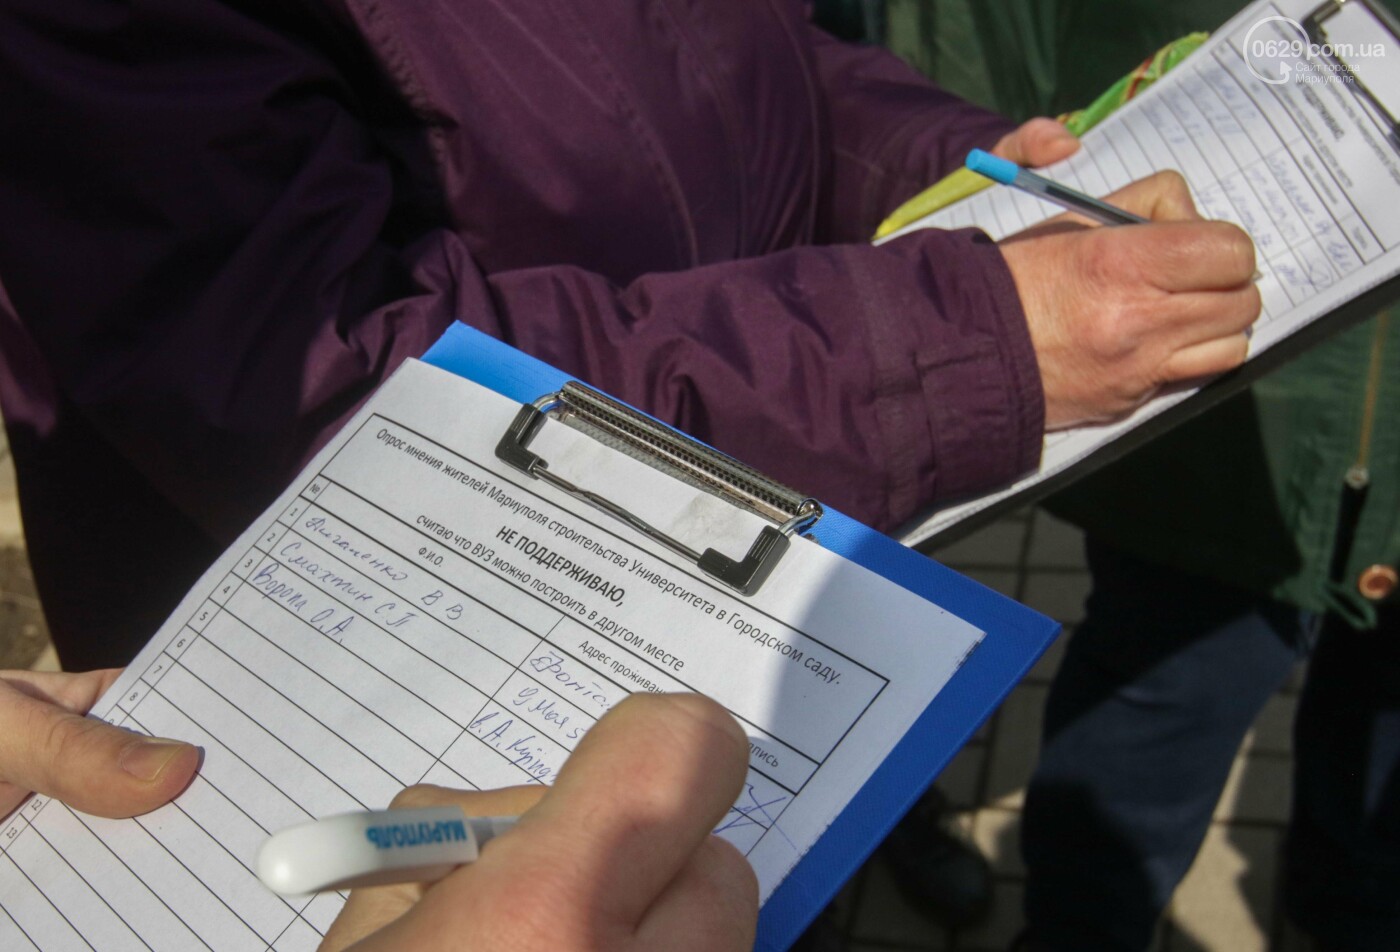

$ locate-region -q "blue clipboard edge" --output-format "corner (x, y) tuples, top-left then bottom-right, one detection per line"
(421, 323), (1060, 950)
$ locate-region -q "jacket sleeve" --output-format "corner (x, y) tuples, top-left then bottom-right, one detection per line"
(0, 0), (1042, 542)
(486, 228), (1045, 533)
(804, 23), (1020, 242)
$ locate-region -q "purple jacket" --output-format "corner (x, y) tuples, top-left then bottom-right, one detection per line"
(0, 0), (1042, 667)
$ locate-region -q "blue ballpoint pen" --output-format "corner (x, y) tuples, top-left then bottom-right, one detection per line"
(966, 148), (1147, 227)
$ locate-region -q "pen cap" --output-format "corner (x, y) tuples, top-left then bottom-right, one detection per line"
(965, 149), (1020, 185)
(257, 806), (483, 895)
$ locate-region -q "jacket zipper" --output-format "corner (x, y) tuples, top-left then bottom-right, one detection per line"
(1329, 313), (1389, 582)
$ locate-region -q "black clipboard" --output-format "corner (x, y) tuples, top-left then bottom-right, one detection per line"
(910, 0), (1400, 551)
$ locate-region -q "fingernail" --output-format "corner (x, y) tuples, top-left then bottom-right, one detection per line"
(120, 739), (189, 782)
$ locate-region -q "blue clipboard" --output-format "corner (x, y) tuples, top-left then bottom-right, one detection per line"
(423, 322), (1060, 951)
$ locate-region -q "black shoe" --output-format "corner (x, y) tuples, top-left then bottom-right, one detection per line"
(879, 787), (992, 930)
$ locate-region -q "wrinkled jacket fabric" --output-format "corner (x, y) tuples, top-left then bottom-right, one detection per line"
(0, 0), (1042, 667)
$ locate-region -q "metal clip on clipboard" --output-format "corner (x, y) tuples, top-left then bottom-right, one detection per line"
(496, 382), (823, 597)
(1304, 0), (1400, 152)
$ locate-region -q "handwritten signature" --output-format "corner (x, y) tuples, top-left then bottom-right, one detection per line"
(715, 783), (790, 836)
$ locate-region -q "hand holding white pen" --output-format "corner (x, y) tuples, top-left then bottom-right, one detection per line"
(299, 694), (757, 952)
(257, 807), (516, 894)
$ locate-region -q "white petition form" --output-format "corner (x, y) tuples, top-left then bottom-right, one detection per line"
(892, 0), (1400, 546)
(0, 359), (983, 951)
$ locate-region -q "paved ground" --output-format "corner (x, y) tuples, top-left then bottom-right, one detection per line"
(827, 509), (1308, 951)
(0, 418), (1302, 949)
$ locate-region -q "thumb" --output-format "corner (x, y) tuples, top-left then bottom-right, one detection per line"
(0, 678), (199, 819)
(992, 117), (1079, 167)
(1102, 169), (1202, 223)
